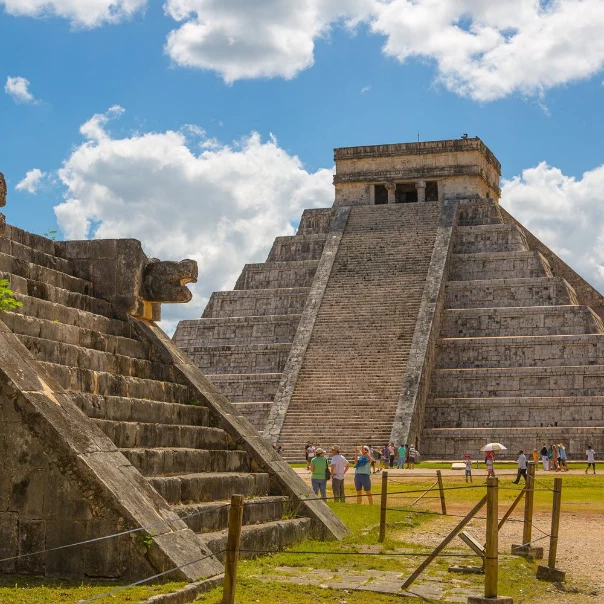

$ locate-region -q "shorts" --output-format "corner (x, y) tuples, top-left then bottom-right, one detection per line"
(465, 469), (471, 476)
(354, 473), (372, 491)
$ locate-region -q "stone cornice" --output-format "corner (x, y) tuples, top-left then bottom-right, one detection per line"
(334, 138), (501, 174)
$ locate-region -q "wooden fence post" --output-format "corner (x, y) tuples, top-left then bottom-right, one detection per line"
(536, 477), (565, 582)
(468, 477), (513, 603)
(379, 471), (388, 543)
(512, 461), (543, 559)
(436, 470), (447, 515)
(222, 494), (245, 604)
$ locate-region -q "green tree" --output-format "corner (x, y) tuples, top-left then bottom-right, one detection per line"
(0, 279), (22, 312)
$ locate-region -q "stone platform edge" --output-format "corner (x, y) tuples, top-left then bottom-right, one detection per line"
(0, 317), (223, 582)
(132, 318), (348, 541)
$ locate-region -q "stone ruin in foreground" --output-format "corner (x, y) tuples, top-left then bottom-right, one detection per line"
(174, 138), (604, 461)
(0, 175), (345, 581)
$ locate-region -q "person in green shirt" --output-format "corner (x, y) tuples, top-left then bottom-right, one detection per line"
(397, 444), (407, 469)
(310, 448), (329, 499)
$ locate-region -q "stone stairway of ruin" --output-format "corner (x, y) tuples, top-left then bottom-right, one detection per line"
(0, 223), (326, 574)
(421, 200), (604, 458)
(276, 203), (443, 459)
(173, 209), (334, 431)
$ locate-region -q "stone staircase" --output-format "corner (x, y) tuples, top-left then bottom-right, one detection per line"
(276, 203), (443, 459)
(421, 200), (604, 458)
(0, 221), (343, 579)
(174, 209), (333, 431)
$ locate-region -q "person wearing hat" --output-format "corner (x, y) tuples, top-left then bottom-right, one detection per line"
(353, 445), (373, 504)
(330, 445), (350, 503)
(310, 448), (329, 499)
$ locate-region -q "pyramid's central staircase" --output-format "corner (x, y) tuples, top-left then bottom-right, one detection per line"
(0, 217), (345, 581)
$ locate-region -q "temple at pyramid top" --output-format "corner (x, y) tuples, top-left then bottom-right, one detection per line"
(174, 137), (604, 462)
(332, 137), (501, 206)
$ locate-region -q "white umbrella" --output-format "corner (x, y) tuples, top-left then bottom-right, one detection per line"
(480, 443), (507, 452)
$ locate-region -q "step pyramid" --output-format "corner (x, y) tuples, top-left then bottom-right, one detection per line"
(174, 138), (604, 462)
(0, 197), (345, 581)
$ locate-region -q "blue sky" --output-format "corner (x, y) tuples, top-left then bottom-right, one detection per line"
(1, 0), (604, 330)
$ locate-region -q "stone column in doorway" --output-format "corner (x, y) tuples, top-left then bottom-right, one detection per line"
(416, 181), (426, 203)
(386, 182), (396, 204)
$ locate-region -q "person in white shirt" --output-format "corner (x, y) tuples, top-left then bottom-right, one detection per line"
(330, 445), (350, 502)
(586, 446), (596, 474)
(513, 450), (528, 484)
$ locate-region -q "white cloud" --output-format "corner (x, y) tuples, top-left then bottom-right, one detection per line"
(16, 169), (47, 193)
(0, 0), (147, 28)
(371, 0), (604, 102)
(4, 76), (37, 104)
(501, 162), (604, 292)
(53, 106), (334, 328)
(163, 0), (604, 100)
(163, 0), (373, 82)
(360, 85), (371, 94)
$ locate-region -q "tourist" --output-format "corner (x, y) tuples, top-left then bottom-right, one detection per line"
(464, 453), (473, 483)
(397, 443), (407, 469)
(388, 443), (396, 468)
(512, 450), (527, 484)
(532, 449), (539, 463)
(407, 445), (418, 469)
(547, 444), (554, 470)
(354, 445), (373, 504)
(276, 445), (283, 456)
(381, 444), (389, 470)
(370, 446), (379, 473)
(310, 448), (329, 499)
(586, 445), (596, 474)
(558, 444), (569, 472)
(540, 444), (549, 471)
(330, 445), (350, 503)
(306, 442), (316, 471)
(485, 451), (495, 477)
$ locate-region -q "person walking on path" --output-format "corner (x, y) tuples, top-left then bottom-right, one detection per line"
(330, 446), (350, 502)
(381, 445), (389, 471)
(388, 443), (396, 468)
(586, 446), (596, 474)
(306, 442), (315, 471)
(397, 444), (407, 469)
(485, 451), (495, 477)
(407, 445), (418, 469)
(540, 444), (549, 471)
(310, 448), (329, 499)
(464, 454), (473, 483)
(513, 450), (528, 484)
(551, 443), (559, 472)
(354, 445), (373, 504)
(558, 444), (569, 472)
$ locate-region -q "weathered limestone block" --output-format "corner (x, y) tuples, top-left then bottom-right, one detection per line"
(457, 200), (504, 226)
(187, 343), (291, 374)
(175, 315), (301, 348)
(441, 306), (604, 338)
(297, 208), (334, 235)
(202, 289), (309, 318)
(445, 277), (578, 309)
(437, 334), (604, 369)
(208, 374), (281, 403)
(453, 224), (528, 254)
(267, 235), (326, 262)
(235, 261), (319, 290)
(449, 251), (552, 281)
(424, 396), (604, 429)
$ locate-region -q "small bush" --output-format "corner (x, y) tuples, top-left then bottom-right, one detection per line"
(0, 278), (22, 313)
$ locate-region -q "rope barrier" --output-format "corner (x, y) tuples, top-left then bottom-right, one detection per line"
(77, 550), (225, 603)
(237, 548), (482, 558)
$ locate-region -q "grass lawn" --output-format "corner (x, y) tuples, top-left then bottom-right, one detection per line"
(2, 473), (601, 602)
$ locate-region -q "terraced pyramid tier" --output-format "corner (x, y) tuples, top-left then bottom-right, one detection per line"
(0, 220), (344, 582)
